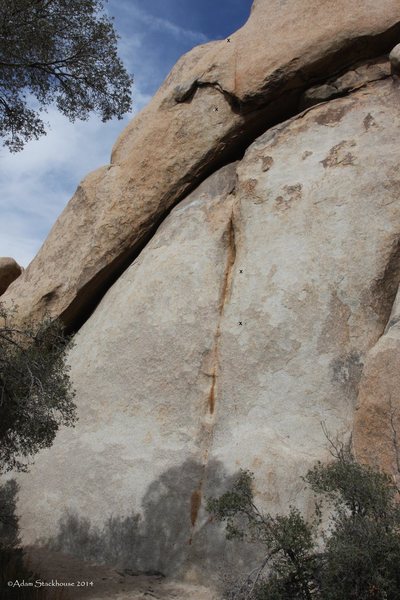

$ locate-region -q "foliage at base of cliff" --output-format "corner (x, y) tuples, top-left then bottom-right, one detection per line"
(208, 445), (400, 600)
(0, 303), (76, 474)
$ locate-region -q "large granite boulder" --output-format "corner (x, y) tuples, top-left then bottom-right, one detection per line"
(15, 75), (400, 585)
(3, 0), (400, 331)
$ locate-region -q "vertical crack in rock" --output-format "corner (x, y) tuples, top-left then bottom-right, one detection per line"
(208, 369), (217, 415)
(189, 206), (237, 543)
(208, 212), (237, 415)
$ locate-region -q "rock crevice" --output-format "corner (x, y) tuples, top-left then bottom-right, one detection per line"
(174, 80), (242, 113)
(189, 205), (237, 542)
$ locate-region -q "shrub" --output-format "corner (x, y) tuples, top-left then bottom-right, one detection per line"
(208, 449), (400, 599)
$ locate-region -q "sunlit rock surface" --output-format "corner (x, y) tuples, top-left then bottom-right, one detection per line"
(3, 0), (400, 332)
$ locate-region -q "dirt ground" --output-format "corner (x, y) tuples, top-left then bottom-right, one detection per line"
(20, 548), (220, 600)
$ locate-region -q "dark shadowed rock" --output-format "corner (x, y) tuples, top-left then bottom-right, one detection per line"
(0, 257), (22, 296)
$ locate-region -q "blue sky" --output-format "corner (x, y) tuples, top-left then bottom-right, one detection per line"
(0, 0), (253, 267)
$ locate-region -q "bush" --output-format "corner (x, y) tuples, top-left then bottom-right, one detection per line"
(208, 448), (400, 600)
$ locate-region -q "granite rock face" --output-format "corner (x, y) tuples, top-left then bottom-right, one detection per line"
(4, 0), (400, 591)
(0, 257), (22, 296)
(353, 287), (400, 478)
(3, 0), (400, 331)
(15, 76), (400, 584)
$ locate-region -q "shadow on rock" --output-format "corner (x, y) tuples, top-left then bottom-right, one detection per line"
(42, 458), (258, 585)
(0, 480), (51, 599)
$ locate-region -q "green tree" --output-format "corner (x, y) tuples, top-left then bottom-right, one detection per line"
(208, 446), (400, 600)
(0, 303), (76, 473)
(0, 0), (133, 151)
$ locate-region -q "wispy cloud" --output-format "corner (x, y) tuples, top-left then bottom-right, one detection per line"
(0, 96), (146, 265)
(115, 1), (209, 45)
